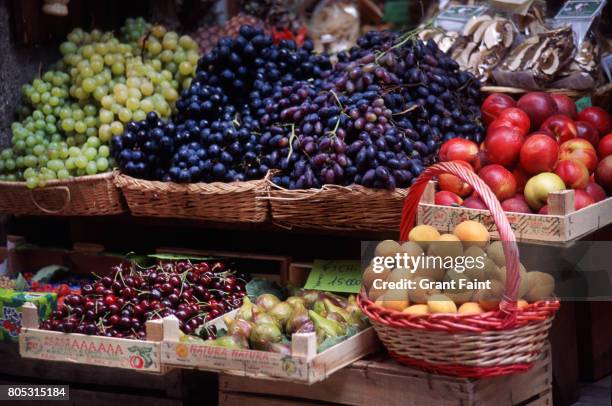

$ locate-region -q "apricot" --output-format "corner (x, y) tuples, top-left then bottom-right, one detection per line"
(458, 302), (485, 315)
(408, 225), (440, 248)
(402, 304), (429, 315)
(517, 299), (529, 309)
(427, 294), (458, 314)
(427, 233), (463, 258)
(453, 220), (490, 248)
(380, 289), (410, 311)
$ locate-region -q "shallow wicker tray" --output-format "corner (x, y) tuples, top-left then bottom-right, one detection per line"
(266, 181), (408, 231)
(0, 171), (126, 216)
(115, 173), (269, 223)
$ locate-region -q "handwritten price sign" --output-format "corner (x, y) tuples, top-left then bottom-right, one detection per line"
(304, 260), (362, 293)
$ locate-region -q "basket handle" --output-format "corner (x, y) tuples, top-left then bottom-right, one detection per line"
(29, 186), (71, 214)
(400, 161), (521, 315)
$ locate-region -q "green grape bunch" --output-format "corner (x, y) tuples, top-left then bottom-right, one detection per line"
(0, 18), (199, 188)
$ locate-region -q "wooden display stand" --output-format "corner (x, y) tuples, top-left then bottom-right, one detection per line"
(219, 345), (552, 406)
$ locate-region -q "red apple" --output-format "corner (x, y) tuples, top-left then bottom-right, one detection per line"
(501, 194), (532, 213)
(575, 121), (600, 146)
(438, 138), (479, 165)
(517, 92), (558, 131)
(540, 115), (578, 143)
(585, 181), (606, 202)
(435, 191), (463, 206)
(519, 134), (560, 174)
(559, 139), (598, 173)
(481, 93), (516, 126)
(463, 195), (487, 210)
(484, 126), (524, 166)
(438, 160), (473, 197)
(598, 133), (612, 159)
(551, 94), (577, 119)
(595, 155), (612, 193)
(555, 159), (589, 189)
(478, 164), (517, 201)
(472, 150), (488, 172)
(574, 189), (595, 211)
(539, 205), (549, 214)
(488, 108), (531, 137)
(578, 106), (612, 136)
(513, 167), (530, 193)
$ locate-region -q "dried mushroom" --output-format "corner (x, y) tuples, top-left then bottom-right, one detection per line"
(499, 27), (575, 83)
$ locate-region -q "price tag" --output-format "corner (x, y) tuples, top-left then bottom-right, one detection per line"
(576, 96), (592, 112)
(304, 260), (362, 293)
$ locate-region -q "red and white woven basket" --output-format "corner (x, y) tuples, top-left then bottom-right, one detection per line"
(358, 161), (560, 378)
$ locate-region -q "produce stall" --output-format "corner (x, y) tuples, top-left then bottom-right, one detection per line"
(0, 0), (611, 405)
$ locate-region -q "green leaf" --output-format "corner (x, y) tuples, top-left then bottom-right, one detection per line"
(149, 253), (214, 261)
(15, 273), (29, 291)
(317, 326), (359, 353)
(245, 279), (285, 301)
(32, 265), (68, 283)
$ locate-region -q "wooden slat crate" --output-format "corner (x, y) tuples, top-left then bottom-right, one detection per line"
(219, 345), (552, 406)
(418, 181), (612, 244)
(18, 303), (165, 373)
(161, 260), (379, 384)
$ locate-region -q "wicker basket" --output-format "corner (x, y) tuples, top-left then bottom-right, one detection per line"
(0, 171), (126, 216)
(358, 161), (560, 378)
(266, 181), (408, 231)
(114, 173), (269, 223)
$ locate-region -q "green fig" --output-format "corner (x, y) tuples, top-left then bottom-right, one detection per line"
(321, 292), (348, 308)
(299, 290), (320, 307)
(313, 300), (327, 316)
(266, 342), (291, 355)
(236, 296), (254, 321)
(269, 302), (293, 326)
(204, 334), (248, 349)
(285, 302), (310, 334)
(296, 320), (315, 334)
(256, 293), (281, 311)
(226, 317), (254, 338)
(252, 307), (281, 328)
(286, 296), (305, 308)
(323, 298), (350, 322)
(309, 310), (346, 338)
(249, 323), (282, 350)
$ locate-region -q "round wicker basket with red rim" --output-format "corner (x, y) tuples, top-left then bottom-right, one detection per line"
(357, 161), (560, 378)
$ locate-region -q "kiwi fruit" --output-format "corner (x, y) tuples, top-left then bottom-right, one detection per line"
(486, 241), (506, 268)
(443, 271), (474, 305)
(386, 267), (414, 285)
(362, 262), (391, 291)
(401, 241), (424, 257)
(499, 264), (529, 298)
(408, 277), (440, 304)
(462, 246), (486, 281)
(375, 240), (403, 257)
(525, 271), (555, 301)
(474, 280), (504, 311)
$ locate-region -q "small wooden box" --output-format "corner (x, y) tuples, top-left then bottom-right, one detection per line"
(418, 181), (612, 244)
(219, 345), (552, 406)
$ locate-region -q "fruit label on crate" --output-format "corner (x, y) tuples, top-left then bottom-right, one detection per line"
(576, 96), (592, 112)
(303, 260), (362, 293)
(418, 204), (563, 241)
(19, 329), (161, 372)
(162, 342), (310, 381)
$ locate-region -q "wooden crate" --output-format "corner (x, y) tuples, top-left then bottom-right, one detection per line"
(219, 345), (553, 406)
(418, 182), (612, 244)
(161, 261), (379, 384)
(18, 303), (164, 373)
